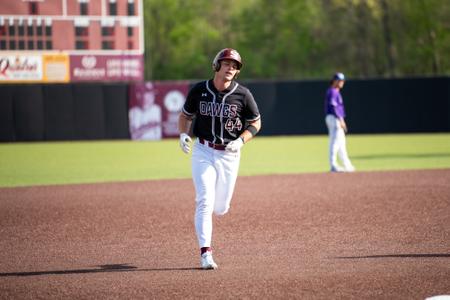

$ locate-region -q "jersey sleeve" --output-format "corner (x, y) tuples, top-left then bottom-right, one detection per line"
(326, 89), (340, 117)
(182, 83), (200, 117)
(242, 88), (260, 122)
(327, 89), (338, 107)
(332, 90), (346, 118)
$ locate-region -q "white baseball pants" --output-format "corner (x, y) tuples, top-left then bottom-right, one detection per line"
(325, 114), (354, 171)
(191, 139), (240, 248)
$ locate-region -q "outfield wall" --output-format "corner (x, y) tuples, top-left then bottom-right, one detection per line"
(247, 76), (450, 135)
(0, 84), (129, 141)
(0, 77), (448, 142)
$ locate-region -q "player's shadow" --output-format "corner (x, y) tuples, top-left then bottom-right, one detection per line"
(333, 253), (450, 259)
(0, 264), (202, 277)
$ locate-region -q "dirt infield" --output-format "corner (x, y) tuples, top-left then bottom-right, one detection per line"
(1, 169), (449, 299)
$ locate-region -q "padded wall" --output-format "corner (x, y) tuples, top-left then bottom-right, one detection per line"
(0, 85), (15, 141)
(344, 77), (450, 134)
(249, 76), (450, 135)
(0, 77), (448, 142)
(0, 83), (130, 142)
(245, 81), (277, 135)
(43, 84), (75, 140)
(13, 85), (45, 141)
(103, 84), (130, 139)
(72, 84), (106, 140)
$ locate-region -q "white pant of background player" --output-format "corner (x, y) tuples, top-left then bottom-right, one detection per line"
(325, 114), (354, 172)
(192, 139), (240, 248)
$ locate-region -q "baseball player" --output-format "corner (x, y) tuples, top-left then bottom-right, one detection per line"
(178, 48), (261, 270)
(324, 72), (355, 172)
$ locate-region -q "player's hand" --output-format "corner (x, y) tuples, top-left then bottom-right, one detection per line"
(225, 137), (244, 153)
(179, 133), (192, 154)
(340, 119), (348, 133)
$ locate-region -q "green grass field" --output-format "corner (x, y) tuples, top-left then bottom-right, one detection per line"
(1, 133), (449, 188)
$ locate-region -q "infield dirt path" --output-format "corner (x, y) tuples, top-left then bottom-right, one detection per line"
(1, 169), (449, 299)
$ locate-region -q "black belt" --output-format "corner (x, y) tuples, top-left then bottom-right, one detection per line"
(199, 138), (227, 151)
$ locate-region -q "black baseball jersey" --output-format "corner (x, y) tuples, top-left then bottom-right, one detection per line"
(182, 79), (260, 144)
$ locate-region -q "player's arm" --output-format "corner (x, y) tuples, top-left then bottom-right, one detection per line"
(239, 88), (261, 144)
(178, 112), (193, 154)
(226, 117), (260, 153)
(178, 111), (193, 136)
(330, 92), (347, 132)
(339, 118), (347, 133)
(178, 111), (195, 154)
(239, 118), (261, 144)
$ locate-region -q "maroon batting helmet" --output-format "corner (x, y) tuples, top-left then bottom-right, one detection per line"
(212, 48), (243, 71)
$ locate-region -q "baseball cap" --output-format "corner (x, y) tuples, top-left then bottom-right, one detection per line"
(333, 72), (345, 81)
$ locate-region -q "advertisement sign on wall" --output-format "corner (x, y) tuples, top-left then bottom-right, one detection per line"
(0, 53), (70, 83)
(0, 53), (143, 83)
(0, 55), (43, 82)
(129, 81), (190, 140)
(43, 54), (70, 82)
(70, 54), (144, 82)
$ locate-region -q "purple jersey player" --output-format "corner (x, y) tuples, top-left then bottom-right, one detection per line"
(324, 72), (355, 172)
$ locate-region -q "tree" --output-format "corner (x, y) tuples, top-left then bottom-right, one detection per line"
(142, 0), (450, 80)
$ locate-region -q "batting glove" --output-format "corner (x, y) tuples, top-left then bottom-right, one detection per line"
(225, 137), (244, 153)
(179, 133), (192, 154)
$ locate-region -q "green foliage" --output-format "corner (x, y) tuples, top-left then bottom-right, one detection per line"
(143, 0), (450, 80)
(143, 0), (248, 79)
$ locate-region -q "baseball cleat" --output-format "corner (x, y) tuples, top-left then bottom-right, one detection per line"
(344, 165), (356, 172)
(201, 251), (218, 270)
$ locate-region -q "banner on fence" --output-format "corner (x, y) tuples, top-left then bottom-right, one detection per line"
(129, 81), (190, 140)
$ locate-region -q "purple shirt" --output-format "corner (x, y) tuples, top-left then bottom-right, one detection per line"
(325, 87), (345, 118)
